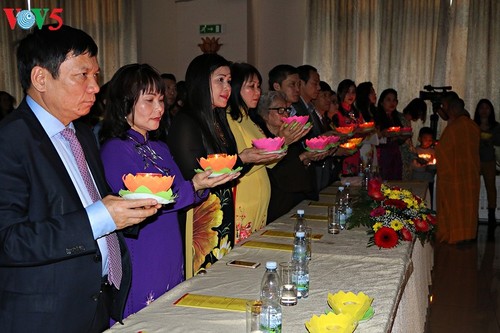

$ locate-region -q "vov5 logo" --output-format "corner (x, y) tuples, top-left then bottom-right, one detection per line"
(3, 7), (63, 30)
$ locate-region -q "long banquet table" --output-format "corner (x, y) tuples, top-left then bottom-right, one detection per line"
(107, 181), (433, 333)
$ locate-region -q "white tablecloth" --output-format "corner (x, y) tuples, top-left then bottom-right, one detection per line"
(107, 181), (433, 333)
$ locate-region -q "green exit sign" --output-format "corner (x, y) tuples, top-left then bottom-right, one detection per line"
(199, 24), (222, 34)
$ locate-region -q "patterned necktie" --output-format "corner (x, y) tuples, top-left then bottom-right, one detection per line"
(61, 128), (122, 289)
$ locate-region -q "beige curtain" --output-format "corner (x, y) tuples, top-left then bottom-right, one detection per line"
(0, 0), (137, 105)
(305, 0), (499, 130)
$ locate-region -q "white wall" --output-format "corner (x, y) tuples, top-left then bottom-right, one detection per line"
(137, 0), (307, 84)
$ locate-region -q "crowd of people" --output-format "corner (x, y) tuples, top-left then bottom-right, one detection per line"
(1, 25), (499, 332)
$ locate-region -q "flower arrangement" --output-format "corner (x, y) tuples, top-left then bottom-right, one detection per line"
(349, 179), (436, 249)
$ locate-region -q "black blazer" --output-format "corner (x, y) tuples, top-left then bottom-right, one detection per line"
(294, 98), (338, 187)
(0, 99), (131, 332)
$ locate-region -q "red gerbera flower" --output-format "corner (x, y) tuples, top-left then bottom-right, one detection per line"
(400, 227), (413, 241)
(426, 214), (436, 225)
(370, 206), (386, 217)
(384, 199), (407, 209)
(374, 227), (399, 248)
(414, 218), (429, 232)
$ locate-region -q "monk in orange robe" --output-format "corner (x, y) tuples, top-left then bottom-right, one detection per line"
(435, 95), (480, 244)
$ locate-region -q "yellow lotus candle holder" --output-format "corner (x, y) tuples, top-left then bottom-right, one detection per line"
(327, 291), (374, 322)
(305, 312), (357, 333)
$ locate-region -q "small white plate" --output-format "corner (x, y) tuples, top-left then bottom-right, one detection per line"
(259, 147), (288, 155)
(305, 147), (330, 153)
(208, 170), (240, 178)
(121, 192), (175, 205)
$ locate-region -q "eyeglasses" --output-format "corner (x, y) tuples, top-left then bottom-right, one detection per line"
(269, 107), (292, 115)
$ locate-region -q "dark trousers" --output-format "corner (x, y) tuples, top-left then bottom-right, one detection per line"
(88, 280), (113, 333)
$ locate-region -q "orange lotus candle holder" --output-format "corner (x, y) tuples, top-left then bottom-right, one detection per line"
(340, 142), (356, 149)
(122, 173), (174, 193)
(119, 173), (176, 204)
(198, 154), (237, 172)
(339, 142), (358, 154)
(347, 137), (363, 146)
(357, 122), (375, 133)
(335, 126), (355, 136)
(387, 126), (401, 132)
(196, 154), (242, 177)
(358, 122), (374, 129)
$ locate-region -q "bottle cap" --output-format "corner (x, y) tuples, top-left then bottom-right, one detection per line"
(297, 209), (305, 216)
(296, 231), (305, 238)
(266, 261), (277, 269)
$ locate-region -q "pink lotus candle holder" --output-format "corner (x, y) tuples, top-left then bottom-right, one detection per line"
(252, 137), (285, 151)
(306, 136), (331, 151)
(281, 115), (309, 126)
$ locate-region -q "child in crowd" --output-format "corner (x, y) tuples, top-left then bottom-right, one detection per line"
(412, 127), (436, 207)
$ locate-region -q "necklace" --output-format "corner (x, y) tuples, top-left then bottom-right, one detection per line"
(127, 134), (171, 176)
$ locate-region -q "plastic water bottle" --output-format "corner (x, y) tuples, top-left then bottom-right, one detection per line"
(260, 261), (282, 332)
(337, 198), (347, 230)
(364, 164), (372, 190)
(291, 231), (309, 299)
(344, 183), (353, 220)
(294, 209), (307, 232)
(260, 261), (281, 302)
(292, 231), (307, 262)
(336, 186), (345, 205)
(292, 258), (309, 299)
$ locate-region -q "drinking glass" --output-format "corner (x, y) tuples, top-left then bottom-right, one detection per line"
(279, 262), (298, 306)
(328, 205), (340, 234)
(305, 227), (312, 260)
(246, 300), (263, 333)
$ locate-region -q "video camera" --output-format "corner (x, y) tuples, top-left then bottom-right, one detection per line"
(419, 85), (453, 109)
(419, 85), (453, 140)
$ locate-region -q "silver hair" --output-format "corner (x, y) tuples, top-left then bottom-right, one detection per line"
(257, 91), (287, 119)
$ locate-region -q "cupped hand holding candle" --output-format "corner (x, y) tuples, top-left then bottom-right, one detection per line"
(279, 118), (312, 145)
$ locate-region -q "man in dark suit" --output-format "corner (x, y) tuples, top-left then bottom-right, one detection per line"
(0, 25), (160, 332)
(292, 65), (340, 190)
(268, 64), (301, 113)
